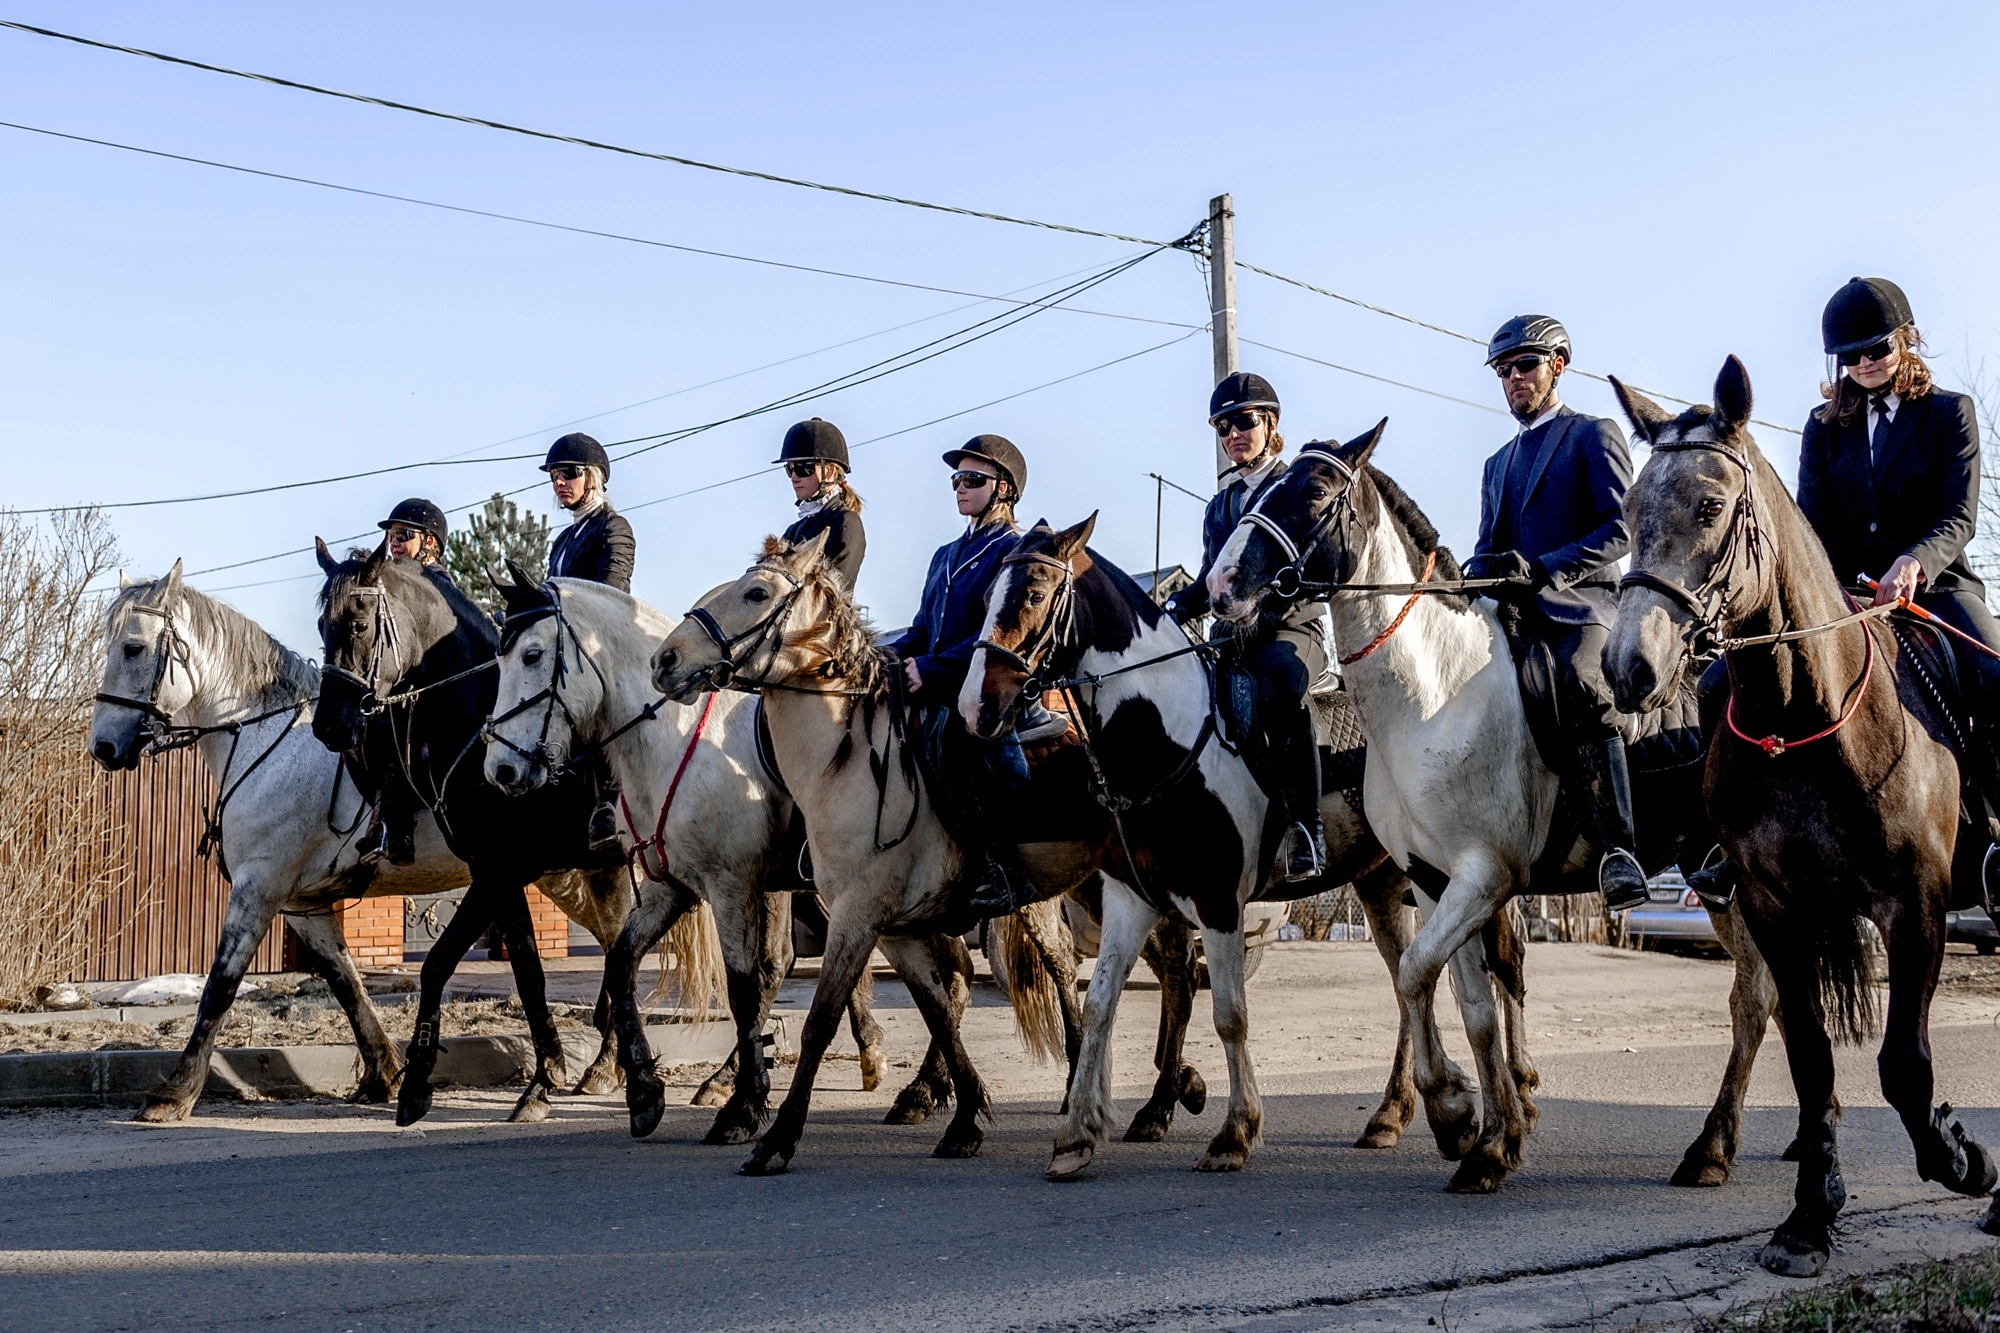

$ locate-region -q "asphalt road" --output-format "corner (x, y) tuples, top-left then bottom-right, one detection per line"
(4, 942), (1998, 1332)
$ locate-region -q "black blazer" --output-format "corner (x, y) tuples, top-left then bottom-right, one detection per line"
(1475, 406), (1632, 628)
(547, 505), (635, 592)
(1798, 388), (1982, 599)
(1166, 459), (1290, 622)
(780, 505), (866, 589)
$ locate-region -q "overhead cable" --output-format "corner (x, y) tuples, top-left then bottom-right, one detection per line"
(0, 19), (1176, 247)
(1242, 338), (1507, 417)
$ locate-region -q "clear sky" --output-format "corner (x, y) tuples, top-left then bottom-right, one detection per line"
(5, 1), (1996, 654)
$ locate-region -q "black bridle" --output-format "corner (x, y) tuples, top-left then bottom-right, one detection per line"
(972, 548), (1078, 721)
(1618, 435), (1766, 656)
(95, 600), (191, 734)
(484, 584), (666, 771)
(1238, 445), (1360, 603)
(318, 582), (408, 716)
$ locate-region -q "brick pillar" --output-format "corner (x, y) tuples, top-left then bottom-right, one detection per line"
(527, 885), (570, 960)
(335, 895), (407, 970)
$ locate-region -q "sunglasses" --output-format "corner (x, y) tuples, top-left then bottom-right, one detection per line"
(548, 464), (586, 482)
(1213, 410), (1263, 437)
(951, 470), (996, 491)
(1494, 354), (1550, 379)
(1839, 339), (1897, 368)
(783, 461), (822, 479)
(387, 526), (427, 544)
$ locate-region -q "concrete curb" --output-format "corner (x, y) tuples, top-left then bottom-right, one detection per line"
(0, 1017), (792, 1109)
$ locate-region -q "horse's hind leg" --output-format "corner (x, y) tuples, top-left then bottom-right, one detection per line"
(286, 909), (402, 1103)
(136, 885), (284, 1123)
(1352, 863), (1420, 1148)
(489, 881), (565, 1124)
(1674, 903), (1776, 1187)
(604, 878), (697, 1138)
(885, 1039), (953, 1124)
(1442, 928), (1525, 1194)
(1051, 876), (1161, 1178)
(1125, 918), (1201, 1143)
(1487, 908), (1538, 1134)
(398, 877), (499, 1127)
(701, 883), (789, 1146)
(877, 933), (988, 1159)
(573, 868), (632, 1096)
(846, 967), (889, 1092)
(1194, 922), (1263, 1173)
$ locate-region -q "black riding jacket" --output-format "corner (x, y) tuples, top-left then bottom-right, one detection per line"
(547, 504), (635, 592)
(781, 503), (866, 589)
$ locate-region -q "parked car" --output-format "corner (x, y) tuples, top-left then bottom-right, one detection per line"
(1947, 907), (1999, 955)
(1619, 870), (1721, 950)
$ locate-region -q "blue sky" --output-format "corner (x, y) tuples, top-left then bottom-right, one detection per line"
(5, 1), (1996, 653)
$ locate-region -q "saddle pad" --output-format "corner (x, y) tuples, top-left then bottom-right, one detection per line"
(751, 697), (790, 796)
(1310, 685), (1367, 802)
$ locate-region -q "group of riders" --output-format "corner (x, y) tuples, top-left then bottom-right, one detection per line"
(352, 273), (1994, 920)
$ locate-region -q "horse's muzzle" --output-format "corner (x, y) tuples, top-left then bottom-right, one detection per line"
(88, 733), (141, 772)
(1605, 601), (1686, 715)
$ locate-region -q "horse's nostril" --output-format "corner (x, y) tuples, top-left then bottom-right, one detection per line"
(495, 763), (518, 786)
(657, 650), (677, 675)
(92, 739), (115, 763)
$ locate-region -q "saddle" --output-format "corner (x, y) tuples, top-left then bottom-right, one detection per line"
(1208, 638), (1366, 809)
(907, 694), (1101, 855)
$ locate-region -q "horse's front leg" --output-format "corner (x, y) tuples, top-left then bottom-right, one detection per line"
(1674, 902), (1777, 1187)
(1124, 918), (1203, 1143)
(845, 966), (890, 1093)
(573, 867), (632, 1096)
(877, 933), (988, 1159)
(286, 907), (402, 1103)
(1195, 920), (1261, 1172)
(1049, 875), (1160, 1179)
(701, 882), (784, 1146)
(135, 881), (284, 1123)
(399, 876), (499, 1126)
(491, 881), (565, 1124)
(1396, 862), (1507, 1170)
(603, 878), (697, 1138)
(1488, 908), (1538, 1134)
(1352, 861), (1419, 1148)
(1442, 927), (1525, 1194)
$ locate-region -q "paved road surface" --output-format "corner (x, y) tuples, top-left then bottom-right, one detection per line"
(4, 941), (1998, 1331)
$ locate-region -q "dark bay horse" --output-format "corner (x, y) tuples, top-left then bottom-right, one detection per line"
(1606, 356), (1998, 1276)
(312, 541), (628, 1126)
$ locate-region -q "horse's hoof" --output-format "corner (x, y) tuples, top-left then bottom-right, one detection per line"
(884, 1093), (937, 1126)
(1430, 1115), (1478, 1163)
(1047, 1144), (1094, 1180)
(1354, 1123), (1403, 1150)
(573, 1063), (623, 1097)
(690, 1077), (734, 1109)
(859, 1046), (889, 1093)
(349, 1075), (396, 1106)
(627, 1072), (667, 1139)
(1178, 1068), (1208, 1116)
(933, 1130), (984, 1159)
(1757, 1232), (1828, 1278)
(739, 1143), (792, 1176)
(1123, 1108), (1172, 1143)
(1445, 1153), (1508, 1195)
(1953, 1140), (1999, 1197)
(1781, 1137), (1803, 1162)
(133, 1096), (191, 1125)
(1670, 1154), (1730, 1188)
(395, 1089), (434, 1128)
(1518, 1099), (1541, 1136)
(1979, 1195), (2000, 1237)
(508, 1087), (553, 1124)
(701, 1104), (761, 1146)
(1194, 1150), (1248, 1173)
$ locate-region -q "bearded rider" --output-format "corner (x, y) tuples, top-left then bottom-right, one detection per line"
(1462, 317), (1648, 911)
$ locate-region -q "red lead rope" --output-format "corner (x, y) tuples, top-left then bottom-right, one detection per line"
(1725, 603), (1875, 757)
(620, 690), (716, 882)
(1339, 550), (1439, 666)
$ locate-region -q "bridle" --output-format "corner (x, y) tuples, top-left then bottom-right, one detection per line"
(1618, 434), (1766, 655)
(1238, 445), (1359, 604)
(682, 563), (856, 694)
(483, 583), (613, 772)
(972, 548), (1078, 722)
(319, 582), (408, 716)
(95, 600), (192, 735)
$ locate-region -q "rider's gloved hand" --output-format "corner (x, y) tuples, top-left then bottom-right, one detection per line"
(1463, 550), (1535, 585)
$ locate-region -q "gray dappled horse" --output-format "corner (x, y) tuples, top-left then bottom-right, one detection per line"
(1606, 357), (1998, 1277)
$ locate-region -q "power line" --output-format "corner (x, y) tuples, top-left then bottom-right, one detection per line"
(1243, 338), (1507, 417)
(0, 19), (1178, 248)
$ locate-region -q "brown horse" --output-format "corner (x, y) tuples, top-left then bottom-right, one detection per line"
(1606, 356), (1998, 1277)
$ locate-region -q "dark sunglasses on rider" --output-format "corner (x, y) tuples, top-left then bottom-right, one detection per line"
(1212, 409), (1263, 437)
(387, 525), (427, 544)
(548, 464), (586, 482)
(783, 461), (821, 479)
(1838, 339), (1897, 368)
(950, 470), (996, 491)
(1494, 354), (1550, 379)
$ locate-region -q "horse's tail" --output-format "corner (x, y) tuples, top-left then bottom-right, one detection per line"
(1811, 907), (1880, 1045)
(990, 905), (1067, 1064)
(650, 900), (727, 1018)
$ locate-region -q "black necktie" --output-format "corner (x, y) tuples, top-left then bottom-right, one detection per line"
(1870, 394), (1892, 472)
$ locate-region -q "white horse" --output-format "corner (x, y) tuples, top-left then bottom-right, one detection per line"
(86, 562), (630, 1122)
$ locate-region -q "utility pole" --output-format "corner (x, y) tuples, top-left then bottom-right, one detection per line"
(1208, 192), (1239, 484)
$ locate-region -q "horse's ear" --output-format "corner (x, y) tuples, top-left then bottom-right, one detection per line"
(1050, 511), (1098, 560)
(1028, 518), (1053, 536)
(364, 539), (390, 572)
(504, 559), (538, 591)
(1336, 418), (1388, 468)
(156, 558), (184, 608)
(1609, 376), (1673, 444)
(119, 569), (138, 590)
(1713, 356), (1753, 432)
(789, 527), (834, 572)
(315, 537), (340, 576)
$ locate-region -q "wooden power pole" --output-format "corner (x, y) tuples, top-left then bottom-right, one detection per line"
(1208, 192), (1239, 483)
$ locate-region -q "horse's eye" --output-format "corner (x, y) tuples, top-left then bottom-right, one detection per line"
(1026, 591), (1046, 606)
(1309, 489), (1329, 504)
(123, 642), (144, 660)
(1698, 498), (1726, 524)
(745, 587), (770, 604)
(522, 648), (544, 667)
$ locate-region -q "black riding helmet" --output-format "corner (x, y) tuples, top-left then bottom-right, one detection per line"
(771, 417), (850, 470)
(1209, 371), (1280, 421)
(942, 433), (1027, 501)
(1822, 277), (1914, 356)
(1486, 315), (1571, 366)
(378, 497), (448, 548)
(541, 432), (611, 480)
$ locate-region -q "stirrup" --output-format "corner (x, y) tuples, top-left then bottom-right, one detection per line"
(1983, 842), (2000, 918)
(1686, 844), (1737, 912)
(1599, 848), (1649, 911)
(1276, 821), (1325, 884)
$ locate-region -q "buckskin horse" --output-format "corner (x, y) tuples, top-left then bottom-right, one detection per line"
(1605, 357), (1998, 1276)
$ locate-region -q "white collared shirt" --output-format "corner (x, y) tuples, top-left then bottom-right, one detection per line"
(1515, 397), (1564, 438)
(1868, 390), (1902, 441)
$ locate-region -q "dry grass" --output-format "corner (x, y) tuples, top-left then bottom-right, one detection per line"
(0, 509), (127, 1008)
(1695, 1250), (2000, 1331)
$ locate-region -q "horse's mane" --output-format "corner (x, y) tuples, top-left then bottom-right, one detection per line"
(112, 579), (320, 705)
(1362, 464), (1464, 583)
(758, 535), (891, 700)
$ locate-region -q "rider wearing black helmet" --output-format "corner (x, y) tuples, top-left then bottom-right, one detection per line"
(380, 498), (453, 577)
(354, 498), (454, 864)
(540, 433), (635, 847)
(892, 434), (1064, 917)
(1462, 316), (1648, 910)
(774, 418), (866, 588)
(1164, 372), (1332, 882)
(543, 433), (635, 592)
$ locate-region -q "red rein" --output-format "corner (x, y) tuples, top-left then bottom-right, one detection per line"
(1725, 604), (1875, 758)
(620, 691), (717, 881)
(1339, 550), (1439, 666)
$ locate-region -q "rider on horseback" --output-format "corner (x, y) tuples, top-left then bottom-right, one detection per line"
(1164, 372), (1331, 882)
(541, 432), (635, 848)
(891, 435), (1064, 918)
(774, 418), (866, 588)
(1461, 317), (1649, 911)
(354, 498), (455, 864)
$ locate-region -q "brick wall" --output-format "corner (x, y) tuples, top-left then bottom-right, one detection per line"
(336, 895), (406, 971)
(527, 885), (570, 960)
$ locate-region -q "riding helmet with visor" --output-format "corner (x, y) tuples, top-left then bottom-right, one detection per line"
(1485, 315), (1571, 367)
(771, 417), (851, 470)
(1208, 371), (1281, 422)
(941, 433), (1027, 501)
(1821, 276), (1914, 357)
(377, 497), (448, 548)
(541, 432), (611, 481)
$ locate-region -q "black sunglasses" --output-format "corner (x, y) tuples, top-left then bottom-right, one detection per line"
(1494, 354), (1550, 379)
(784, 461), (822, 479)
(1838, 339), (1897, 368)
(548, 464), (586, 482)
(387, 525), (427, 544)
(950, 470), (996, 491)
(1213, 409), (1263, 437)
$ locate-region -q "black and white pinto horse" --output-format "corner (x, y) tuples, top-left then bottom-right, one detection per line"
(87, 562), (627, 1121)
(312, 542), (631, 1126)
(1207, 424), (1766, 1194)
(962, 514), (1435, 1176)
(482, 572), (899, 1145)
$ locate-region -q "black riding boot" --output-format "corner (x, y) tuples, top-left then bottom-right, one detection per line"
(585, 753), (622, 852)
(1575, 735), (1650, 910)
(1682, 656), (1738, 908)
(1273, 713), (1325, 883)
(963, 732), (1047, 919)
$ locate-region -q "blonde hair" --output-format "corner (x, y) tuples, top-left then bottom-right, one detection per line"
(813, 462), (865, 513)
(1818, 325), (1933, 426)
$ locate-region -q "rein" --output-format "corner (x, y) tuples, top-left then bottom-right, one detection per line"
(1338, 549), (1438, 666)
(621, 691), (717, 882)
(1725, 599), (1877, 757)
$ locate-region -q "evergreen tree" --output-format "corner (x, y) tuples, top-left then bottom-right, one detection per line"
(446, 493), (551, 615)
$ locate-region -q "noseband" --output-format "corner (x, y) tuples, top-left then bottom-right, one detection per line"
(484, 584), (609, 770)
(1618, 436), (1764, 654)
(320, 582), (407, 716)
(1236, 446), (1359, 602)
(96, 600), (191, 733)
(683, 565), (829, 693)
(973, 549), (1078, 705)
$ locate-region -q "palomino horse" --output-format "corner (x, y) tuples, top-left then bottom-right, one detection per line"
(961, 514), (1440, 1175)
(313, 542), (639, 1126)
(1606, 357), (1998, 1276)
(86, 563), (628, 1121)
(652, 531), (1081, 1174)
(482, 573), (911, 1144)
